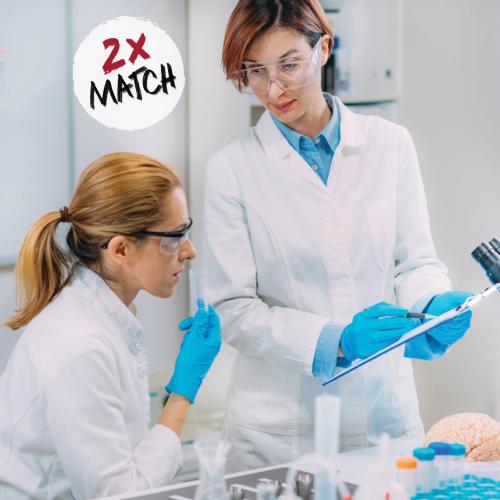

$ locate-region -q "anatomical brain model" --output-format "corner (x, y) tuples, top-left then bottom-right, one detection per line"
(424, 413), (500, 461)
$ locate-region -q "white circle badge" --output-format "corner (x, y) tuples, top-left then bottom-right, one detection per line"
(73, 16), (185, 131)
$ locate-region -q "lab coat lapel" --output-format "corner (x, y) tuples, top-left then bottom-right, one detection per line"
(327, 98), (366, 201)
(255, 111), (329, 192)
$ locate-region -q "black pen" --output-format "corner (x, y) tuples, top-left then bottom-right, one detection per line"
(405, 312), (437, 320)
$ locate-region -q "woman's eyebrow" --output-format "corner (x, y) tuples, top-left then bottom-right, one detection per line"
(245, 49), (300, 63)
(159, 220), (189, 232)
(174, 220), (190, 230)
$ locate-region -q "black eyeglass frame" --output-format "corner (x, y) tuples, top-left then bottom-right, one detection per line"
(100, 218), (193, 250)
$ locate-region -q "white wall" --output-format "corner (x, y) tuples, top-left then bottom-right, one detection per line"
(0, 0), (189, 378)
(0, 268), (17, 371)
(185, 0), (246, 418)
(400, 0), (500, 428)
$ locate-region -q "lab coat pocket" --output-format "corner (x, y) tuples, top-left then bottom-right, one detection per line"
(364, 197), (396, 271)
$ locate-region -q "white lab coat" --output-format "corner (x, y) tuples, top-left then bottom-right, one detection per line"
(204, 97), (451, 472)
(0, 266), (182, 500)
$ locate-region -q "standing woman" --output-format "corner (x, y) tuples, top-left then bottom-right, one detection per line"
(204, 0), (472, 472)
(0, 153), (221, 499)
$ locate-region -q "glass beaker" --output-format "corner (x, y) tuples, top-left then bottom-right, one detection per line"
(193, 437), (230, 500)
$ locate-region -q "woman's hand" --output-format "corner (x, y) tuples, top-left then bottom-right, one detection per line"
(166, 300), (222, 404)
(340, 302), (420, 361)
(424, 291), (473, 346)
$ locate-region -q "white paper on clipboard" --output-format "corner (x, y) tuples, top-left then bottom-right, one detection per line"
(322, 283), (500, 386)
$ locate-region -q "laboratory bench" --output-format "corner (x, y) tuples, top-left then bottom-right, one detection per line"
(97, 438), (422, 500)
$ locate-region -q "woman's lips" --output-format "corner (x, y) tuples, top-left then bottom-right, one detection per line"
(272, 99), (296, 112)
(172, 268), (184, 280)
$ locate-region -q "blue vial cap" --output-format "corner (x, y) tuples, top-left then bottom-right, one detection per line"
(413, 447), (436, 461)
(448, 443), (466, 456)
(477, 477), (496, 485)
(428, 441), (451, 455)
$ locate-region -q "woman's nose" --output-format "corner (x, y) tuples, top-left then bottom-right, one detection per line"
(267, 79), (285, 100)
(179, 238), (196, 261)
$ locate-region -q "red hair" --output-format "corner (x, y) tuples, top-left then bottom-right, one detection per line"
(222, 0), (333, 90)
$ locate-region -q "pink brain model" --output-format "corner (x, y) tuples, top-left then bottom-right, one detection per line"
(424, 413), (500, 461)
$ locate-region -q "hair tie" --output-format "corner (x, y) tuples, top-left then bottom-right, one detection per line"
(59, 206), (71, 223)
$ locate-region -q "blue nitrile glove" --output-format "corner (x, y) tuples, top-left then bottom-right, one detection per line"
(166, 300), (221, 403)
(340, 302), (421, 361)
(423, 291), (473, 346)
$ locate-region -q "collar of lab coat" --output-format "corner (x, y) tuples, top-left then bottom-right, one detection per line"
(73, 265), (144, 350)
(255, 95), (365, 161)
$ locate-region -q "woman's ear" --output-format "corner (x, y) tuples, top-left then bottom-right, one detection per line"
(104, 235), (130, 265)
(321, 35), (333, 66)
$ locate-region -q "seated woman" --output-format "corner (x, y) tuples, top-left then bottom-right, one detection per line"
(0, 152), (221, 499)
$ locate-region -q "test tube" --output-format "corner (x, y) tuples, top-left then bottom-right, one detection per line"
(314, 395), (341, 500)
(256, 479), (278, 500)
(396, 457), (417, 497)
(413, 447), (436, 494)
(295, 472), (313, 499)
(229, 484), (246, 500)
(428, 442), (451, 491)
(447, 443), (466, 488)
(189, 269), (209, 313)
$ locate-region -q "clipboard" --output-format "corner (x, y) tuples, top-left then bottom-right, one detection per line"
(322, 283), (500, 386)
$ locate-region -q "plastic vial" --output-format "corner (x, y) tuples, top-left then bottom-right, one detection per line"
(447, 443), (466, 488)
(229, 485), (246, 500)
(428, 442), (451, 490)
(256, 478), (278, 500)
(413, 447), (436, 494)
(396, 457), (417, 497)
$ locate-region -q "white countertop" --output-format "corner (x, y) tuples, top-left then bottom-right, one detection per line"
(96, 438), (422, 500)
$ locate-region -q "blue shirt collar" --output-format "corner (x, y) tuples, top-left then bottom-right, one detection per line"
(271, 93), (340, 153)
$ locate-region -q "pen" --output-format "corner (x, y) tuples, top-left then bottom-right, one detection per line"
(377, 312), (437, 320)
(405, 312), (437, 320)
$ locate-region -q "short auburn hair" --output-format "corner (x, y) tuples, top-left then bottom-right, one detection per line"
(222, 0), (333, 90)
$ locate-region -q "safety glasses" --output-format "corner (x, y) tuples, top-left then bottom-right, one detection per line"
(100, 218), (193, 256)
(233, 38), (323, 96)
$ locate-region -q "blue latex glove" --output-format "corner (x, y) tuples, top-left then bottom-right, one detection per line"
(340, 302), (420, 361)
(166, 300), (221, 403)
(424, 291), (473, 346)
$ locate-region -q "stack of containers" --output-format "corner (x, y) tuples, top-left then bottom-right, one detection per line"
(354, 439), (500, 499)
(393, 441), (500, 499)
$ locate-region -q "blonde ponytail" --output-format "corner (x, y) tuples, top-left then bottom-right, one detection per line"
(5, 211), (73, 330)
(5, 152), (181, 330)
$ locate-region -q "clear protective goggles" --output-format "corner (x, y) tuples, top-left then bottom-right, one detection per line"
(233, 37), (323, 95)
(100, 218), (193, 256)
